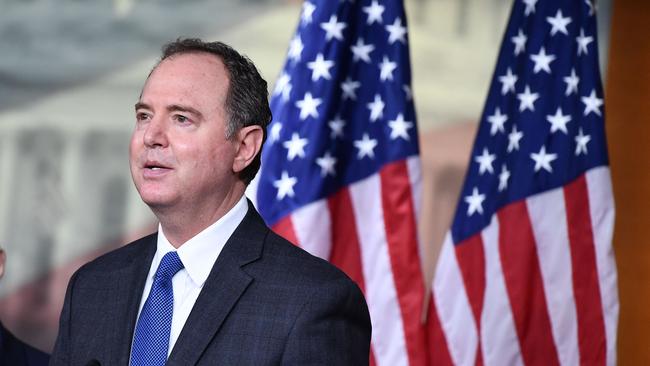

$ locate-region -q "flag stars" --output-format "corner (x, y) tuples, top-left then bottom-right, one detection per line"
(320, 15), (347, 41)
(351, 38), (375, 63)
(530, 47), (556, 74)
(283, 133), (309, 161)
(367, 94), (385, 122)
(465, 187), (486, 216)
(269, 123), (282, 143)
(295, 92), (322, 120)
(498, 165), (511, 192)
(363, 0), (385, 25)
(379, 56), (398, 81)
(328, 115), (346, 139)
(546, 9), (572, 36)
(403, 85), (413, 100)
(475, 148), (497, 175)
(585, 0), (596, 16)
(546, 107), (572, 134)
(517, 85), (540, 112)
(563, 68), (580, 96)
(388, 113), (413, 140)
(487, 107), (508, 135)
(530, 145), (558, 173)
(498, 68), (518, 95)
(385, 17), (407, 44)
(576, 28), (594, 55)
(508, 125), (524, 152)
(301, 2), (316, 24)
(288, 35), (304, 62)
(307, 53), (335, 81)
(581, 89), (603, 116)
(523, 0), (539, 16)
(273, 72), (292, 101)
(511, 29), (527, 55)
(575, 128), (591, 155)
(316, 152), (337, 177)
(273, 171), (297, 200)
(341, 77), (361, 100)
(354, 133), (378, 159)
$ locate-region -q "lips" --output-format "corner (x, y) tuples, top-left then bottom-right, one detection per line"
(144, 160), (171, 170)
(142, 159), (173, 178)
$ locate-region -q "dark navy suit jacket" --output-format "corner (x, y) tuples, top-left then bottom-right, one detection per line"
(0, 322), (49, 366)
(51, 202), (371, 365)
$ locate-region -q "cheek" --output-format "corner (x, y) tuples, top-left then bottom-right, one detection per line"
(129, 132), (142, 155)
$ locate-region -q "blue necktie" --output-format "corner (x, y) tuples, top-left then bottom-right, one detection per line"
(131, 251), (184, 366)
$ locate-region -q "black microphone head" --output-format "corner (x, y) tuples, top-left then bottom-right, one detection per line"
(85, 360), (101, 366)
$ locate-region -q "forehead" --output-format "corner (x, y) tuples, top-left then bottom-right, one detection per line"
(141, 52), (229, 106)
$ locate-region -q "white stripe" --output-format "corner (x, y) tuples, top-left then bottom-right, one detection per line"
(407, 156), (425, 261)
(480, 216), (524, 366)
(407, 156), (423, 223)
(585, 167), (618, 366)
(349, 174), (409, 366)
(433, 233), (478, 366)
(291, 199), (332, 260)
(526, 188), (580, 366)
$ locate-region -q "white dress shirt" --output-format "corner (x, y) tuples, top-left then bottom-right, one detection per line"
(133, 195), (248, 357)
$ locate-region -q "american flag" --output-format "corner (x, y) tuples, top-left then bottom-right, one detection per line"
(428, 0), (618, 365)
(256, 0), (428, 365)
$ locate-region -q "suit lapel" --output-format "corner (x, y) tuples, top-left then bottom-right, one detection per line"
(167, 202), (268, 366)
(113, 235), (157, 365)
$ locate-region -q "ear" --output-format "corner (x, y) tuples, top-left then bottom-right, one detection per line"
(232, 125), (264, 174)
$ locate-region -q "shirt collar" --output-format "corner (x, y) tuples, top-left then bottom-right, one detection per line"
(155, 195), (248, 287)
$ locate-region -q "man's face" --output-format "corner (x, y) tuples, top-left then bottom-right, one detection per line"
(130, 52), (238, 213)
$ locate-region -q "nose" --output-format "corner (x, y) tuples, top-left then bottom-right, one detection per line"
(143, 116), (168, 148)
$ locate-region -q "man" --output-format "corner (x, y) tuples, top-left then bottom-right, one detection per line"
(51, 39), (371, 365)
(0, 248), (50, 366)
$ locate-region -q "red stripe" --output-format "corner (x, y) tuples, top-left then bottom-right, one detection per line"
(454, 234), (486, 366)
(564, 175), (607, 366)
(271, 215), (299, 246)
(379, 160), (428, 366)
(327, 190), (377, 364)
(497, 201), (560, 366)
(426, 296), (454, 366)
(327, 189), (367, 295)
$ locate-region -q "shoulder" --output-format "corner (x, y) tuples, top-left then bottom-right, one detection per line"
(257, 230), (362, 294)
(74, 233), (156, 275)
(0, 324), (50, 366)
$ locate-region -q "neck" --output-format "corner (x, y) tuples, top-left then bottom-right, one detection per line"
(154, 186), (246, 248)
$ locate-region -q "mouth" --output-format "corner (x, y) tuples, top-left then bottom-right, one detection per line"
(142, 160), (172, 177)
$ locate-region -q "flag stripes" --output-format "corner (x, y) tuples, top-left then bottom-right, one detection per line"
(379, 161), (428, 366)
(564, 175), (606, 366)
(527, 188), (580, 366)
(431, 168), (615, 365)
(480, 216), (524, 366)
(585, 168), (618, 366)
(271, 160), (426, 366)
(433, 234), (478, 365)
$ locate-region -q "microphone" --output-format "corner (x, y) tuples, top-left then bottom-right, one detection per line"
(85, 360), (101, 366)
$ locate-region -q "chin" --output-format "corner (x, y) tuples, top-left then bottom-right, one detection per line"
(137, 187), (176, 209)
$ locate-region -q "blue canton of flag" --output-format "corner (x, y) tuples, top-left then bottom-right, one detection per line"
(257, 0), (419, 224)
(451, 0), (607, 243)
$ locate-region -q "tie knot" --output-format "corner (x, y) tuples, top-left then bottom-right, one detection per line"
(155, 251), (184, 280)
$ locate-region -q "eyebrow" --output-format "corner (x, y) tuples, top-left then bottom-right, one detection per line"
(134, 102), (204, 120)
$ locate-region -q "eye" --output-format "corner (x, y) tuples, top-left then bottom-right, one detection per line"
(136, 112), (151, 123)
(174, 114), (191, 124)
